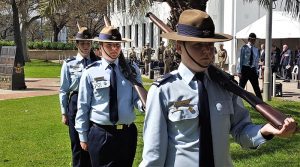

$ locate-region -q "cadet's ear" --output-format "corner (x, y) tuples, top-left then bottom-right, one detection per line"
(176, 41), (182, 54)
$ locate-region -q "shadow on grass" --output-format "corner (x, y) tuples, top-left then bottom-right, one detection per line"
(232, 101), (300, 163)
(24, 88), (55, 91)
(25, 79), (40, 82)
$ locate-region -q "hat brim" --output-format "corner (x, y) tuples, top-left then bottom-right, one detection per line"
(92, 37), (132, 43)
(69, 38), (94, 41)
(160, 32), (232, 43)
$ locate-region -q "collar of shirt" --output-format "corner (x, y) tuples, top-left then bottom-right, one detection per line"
(76, 53), (90, 61)
(178, 63), (196, 85)
(246, 43), (253, 48)
(102, 58), (119, 70)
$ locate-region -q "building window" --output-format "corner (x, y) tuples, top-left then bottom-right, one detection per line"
(117, 0), (121, 12)
(129, 25), (132, 47)
(135, 24), (138, 47)
(142, 23), (146, 47)
(149, 22), (153, 47)
(122, 26), (125, 48)
(122, 0), (126, 12)
(111, 0), (114, 13)
(158, 29), (162, 46)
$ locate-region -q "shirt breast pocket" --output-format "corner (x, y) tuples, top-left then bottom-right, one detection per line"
(168, 104), (199, 122)
(70, 68), (82, 80)
(214, 100), (233, 131)
(93, 81), (110, 99)
(214, 100), (234, 116)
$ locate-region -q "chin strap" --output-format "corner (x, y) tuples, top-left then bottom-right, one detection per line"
(101, 45), (118, 60)
(183, 42), (210, 69)
(78, 48), (90, 57)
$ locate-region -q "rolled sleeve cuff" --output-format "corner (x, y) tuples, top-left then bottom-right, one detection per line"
(252, 126), (268, 149)
(137, 100), (145, 113)
(79, 132), (88, 142)
(61, 106), (67, 115)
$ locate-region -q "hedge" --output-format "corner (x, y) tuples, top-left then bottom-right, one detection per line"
(0, 41), (76, 50)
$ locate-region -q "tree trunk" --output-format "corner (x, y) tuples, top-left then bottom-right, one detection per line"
(53, 27), (60, 42)
(21, 23), (30, 62)
(11, 0), (24, 66)
(11, 0), (26, 90)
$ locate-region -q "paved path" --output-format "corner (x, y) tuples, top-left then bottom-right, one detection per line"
(0, 78), (60, 100)
(0, 77), (300, 102)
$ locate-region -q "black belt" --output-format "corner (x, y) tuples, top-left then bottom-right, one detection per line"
(70, 91), (78, 97)
(92, 122), (132, 131)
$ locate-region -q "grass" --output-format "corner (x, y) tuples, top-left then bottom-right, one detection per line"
(24, 59), (62, 78)
(3, 60), (299, 166)
(0, 95), (299, 167)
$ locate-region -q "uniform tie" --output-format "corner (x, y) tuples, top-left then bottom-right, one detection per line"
(109, 63), (119, 124)
(195, 73), (215, 167)
(249, 47), (254, 66)
(83, 58), (88, 68)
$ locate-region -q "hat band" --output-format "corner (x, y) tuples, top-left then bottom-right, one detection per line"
(99, 33), (122, 41)
(177, 24), (214, 38)
(76, 33), (90, 40)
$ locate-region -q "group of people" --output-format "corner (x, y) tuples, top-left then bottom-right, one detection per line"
(237, 32), (300, 99)
(59, 9), (296, 167)
(128, 41), (179, 76)
(259, 43), (300, 83)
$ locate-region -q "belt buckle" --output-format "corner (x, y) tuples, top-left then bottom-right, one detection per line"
(116, 125), (123, 130)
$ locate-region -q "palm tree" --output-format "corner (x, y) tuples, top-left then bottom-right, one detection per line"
(157, 0), (299, 31)
(44, 0), (299, 31)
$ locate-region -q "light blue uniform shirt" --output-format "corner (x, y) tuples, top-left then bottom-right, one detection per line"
(59, 53), (92, 115)
(75, 58), (143, 142)
(140, 63), (267, 167)
(237, 43), (260, 73)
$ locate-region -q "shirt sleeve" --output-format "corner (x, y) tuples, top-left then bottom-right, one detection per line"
(237, 47), (244, 73)
(75, 70), (92, 142)
(139, 85), (168, 167)
(59, 62), (70, 115)
(230, 95), (267, 149)
(131, 62), (144, 112)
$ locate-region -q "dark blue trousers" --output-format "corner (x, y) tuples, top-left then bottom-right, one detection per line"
(68, 93), (92, 167)
(239, 66), (262, 99)
(88, 123), (137, 167)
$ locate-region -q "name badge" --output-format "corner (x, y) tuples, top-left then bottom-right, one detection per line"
(93, 81), (110, 89)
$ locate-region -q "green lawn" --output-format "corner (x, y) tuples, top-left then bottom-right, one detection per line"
(2, 60), (299, 166)
(0, 95), (299, 167)
(24, 59), (62, 78)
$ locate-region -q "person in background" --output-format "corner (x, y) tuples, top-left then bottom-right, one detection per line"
(259, 44), (265, 92)
(237, 33), (262, 99)
(163, 45), (173, 74)
(217, 43), (227, 70)
(59, 26), (98, 167)
(128, 46), (137, 63)
(141, 43), (153, 75)
(280, 44), (292, 82)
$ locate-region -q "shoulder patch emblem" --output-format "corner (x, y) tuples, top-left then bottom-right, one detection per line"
(65, 57), (76, 63)
(86, 61), (98, 69)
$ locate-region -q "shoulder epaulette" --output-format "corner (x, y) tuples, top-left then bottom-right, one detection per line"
(152, 73), (173, 87)
(85, 61), (98, 69)
(65, 57), (76, 63)
(242, 45), (248, 49)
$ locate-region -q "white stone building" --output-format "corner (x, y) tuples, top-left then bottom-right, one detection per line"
(109, 0), (300, 74)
